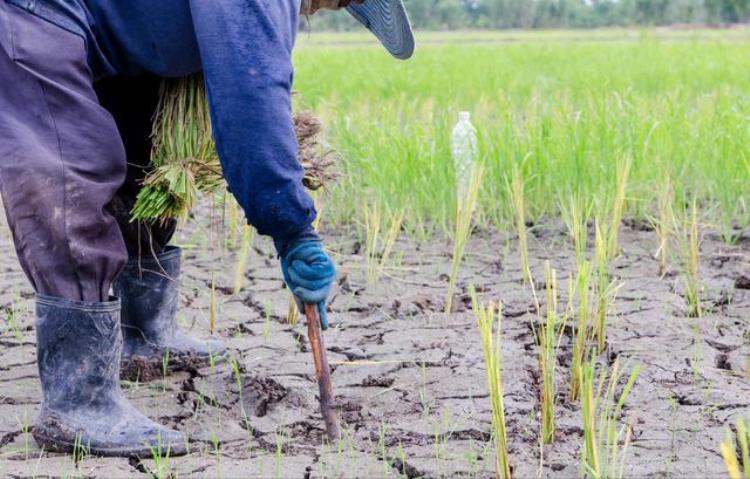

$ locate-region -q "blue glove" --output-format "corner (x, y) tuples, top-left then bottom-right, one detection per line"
(280, 241), (336, 330)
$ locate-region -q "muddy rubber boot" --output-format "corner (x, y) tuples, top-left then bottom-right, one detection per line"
(114, 246), (226, 381)
(32, 295), (187, 457)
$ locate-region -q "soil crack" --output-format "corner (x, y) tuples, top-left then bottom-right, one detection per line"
(0, 429), (24, 449)
(387, 455), (430, 478)
(127, 456), (150, 475)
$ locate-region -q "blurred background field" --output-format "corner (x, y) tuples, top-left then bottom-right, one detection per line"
(297, 27), (750, 45)
(294, 28), (750, 241)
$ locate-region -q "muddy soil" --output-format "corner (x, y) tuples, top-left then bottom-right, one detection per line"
(0, 207), (749, 478)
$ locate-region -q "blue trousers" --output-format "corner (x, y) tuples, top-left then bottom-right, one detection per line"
(0, 2), (174, 302)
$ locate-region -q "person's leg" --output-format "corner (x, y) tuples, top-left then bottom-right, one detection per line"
(0, 10), (125, 303)
(0, 2), (185, 456)
(94, 75), (226, 380)
(94, 74), (177, 257)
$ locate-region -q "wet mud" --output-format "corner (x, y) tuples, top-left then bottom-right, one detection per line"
(0, 208), (749, 477)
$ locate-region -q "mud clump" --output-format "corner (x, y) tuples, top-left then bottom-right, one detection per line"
(120, 354), (205, 382)
(120, 357), (162, 383)
(361, 375), (395, 387)
(240, 376), (306, 417)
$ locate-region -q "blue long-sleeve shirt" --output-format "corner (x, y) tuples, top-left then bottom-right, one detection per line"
(8, 0), (316, 242)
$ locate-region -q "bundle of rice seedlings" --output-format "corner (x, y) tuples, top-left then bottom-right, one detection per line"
(132, 74), (337, 223)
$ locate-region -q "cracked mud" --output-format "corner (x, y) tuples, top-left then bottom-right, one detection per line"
(0, 207), (749, 478)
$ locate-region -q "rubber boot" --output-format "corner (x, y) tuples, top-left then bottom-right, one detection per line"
(32, 295), (187, 457)
(114, 246), (226, 381)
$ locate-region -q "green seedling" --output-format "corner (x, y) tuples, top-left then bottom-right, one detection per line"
(210, 431), (221, 473)
(364, 205), (404, 284)
(148, 432), (174, 479)
(18, 410), (30, 460)
(71, 433), (90, 464)
(209, 271), (217, 334)
(579, 357), (640, 479)
(607, 157), (632, 259)
(364, 202), (381, 284)
(396, 443), (408, 478)
(226, 194), (240, 251)
(570, 261), (592, 402)
(419, 360), (432, 417)
(378, 420), (389, 476)
(509, 165), (531, 285)
(654, 175), (676, 277)
(691, 323), (703, 385)
(286, 293), (300, 326)
(379, 210), (404, 280)
(432, 408), (451, 474)
(682, 201), (703, 318)
(471, 287), (512, 479)
(233, 225), (255, 295)
(4, 290), (25, 344)
(230, 356), (251, 431)
(560, 194), (592, 267)
(161, 350), (170, 393)
(593, 220), (621, 352)
(721, 416), (750, 479)
(532, 262), (567, 444)
(445, 163), (484, 313)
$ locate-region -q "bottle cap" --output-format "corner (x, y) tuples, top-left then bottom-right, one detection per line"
(459, 111), (471, 122)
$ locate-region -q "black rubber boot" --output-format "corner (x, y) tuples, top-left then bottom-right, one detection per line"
(33, 295), (187, 457)
(114, 246), (226, 381)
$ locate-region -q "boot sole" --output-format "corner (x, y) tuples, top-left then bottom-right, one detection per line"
(33, 432), (188, 458)
(121, 350), (230, 382)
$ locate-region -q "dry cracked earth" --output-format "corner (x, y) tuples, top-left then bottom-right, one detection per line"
(1, 206), (750, 478)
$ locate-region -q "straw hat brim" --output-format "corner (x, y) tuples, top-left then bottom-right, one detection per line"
(346, 0), (415, 60)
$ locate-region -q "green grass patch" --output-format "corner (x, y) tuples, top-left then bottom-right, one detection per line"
(294, 30), (750, 239)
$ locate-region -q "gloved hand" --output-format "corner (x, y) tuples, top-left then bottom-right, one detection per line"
(280, 241), (336, 330)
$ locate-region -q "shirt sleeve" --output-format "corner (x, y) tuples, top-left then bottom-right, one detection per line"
(188, 0), (316, 240)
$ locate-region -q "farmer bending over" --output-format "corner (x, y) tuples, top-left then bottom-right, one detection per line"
(0, 0), (413, 456)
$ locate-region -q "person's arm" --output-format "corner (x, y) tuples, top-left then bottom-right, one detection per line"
(189, 0), (315, 242)
(189, 0), (335, 327)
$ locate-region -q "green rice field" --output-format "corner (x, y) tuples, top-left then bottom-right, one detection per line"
(296, 29), (750, 239)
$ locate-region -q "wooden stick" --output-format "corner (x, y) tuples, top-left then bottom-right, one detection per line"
(304, 303), (340, 442)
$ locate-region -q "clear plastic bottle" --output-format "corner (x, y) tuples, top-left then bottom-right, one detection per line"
(451, 111), (478, 201)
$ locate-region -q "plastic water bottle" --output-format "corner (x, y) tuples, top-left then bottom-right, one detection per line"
(451, 111), (478, 201)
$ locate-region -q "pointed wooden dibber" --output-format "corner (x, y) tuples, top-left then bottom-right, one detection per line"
(304, 303), (340, 442)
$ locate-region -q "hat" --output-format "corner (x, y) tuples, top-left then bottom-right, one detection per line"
(346, 0), (415, 60)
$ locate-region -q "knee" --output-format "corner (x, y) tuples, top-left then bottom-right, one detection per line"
(0, 155), (64, 212)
